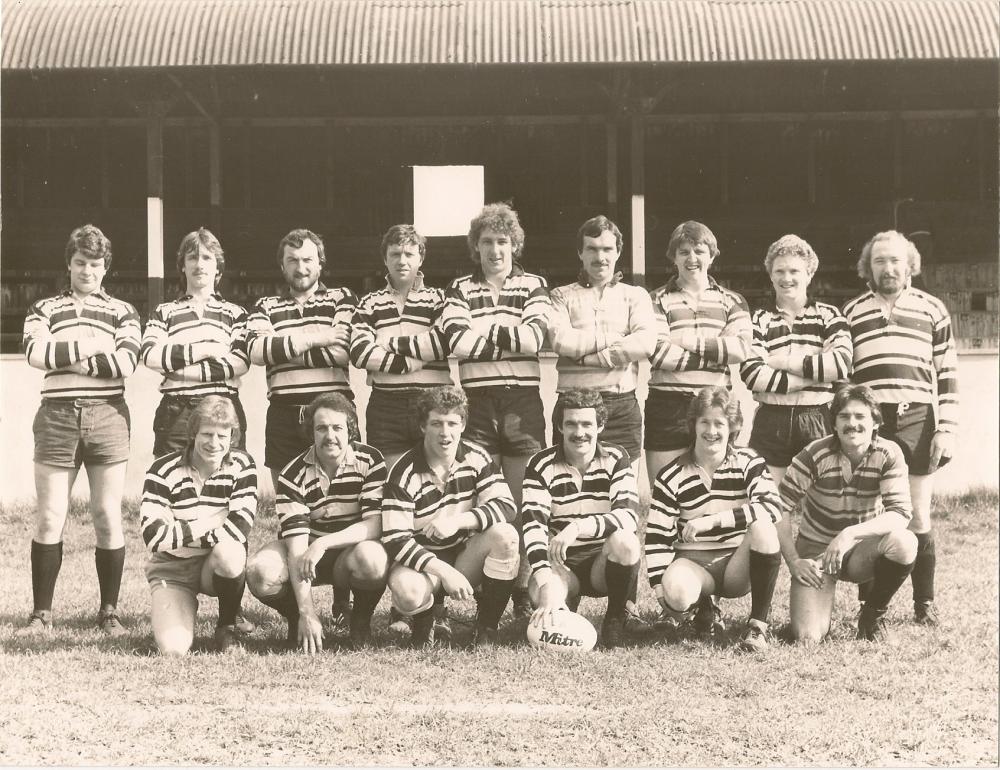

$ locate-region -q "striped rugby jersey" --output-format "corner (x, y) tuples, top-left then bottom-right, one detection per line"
(442, 264), (550, 389)
(648, 276), (753, 394)
(350, 275), (452, 390)
(549, 277), (657, 394)
(141, 294), (250, 397)
(382, 439), (515, 572)
(275, 442), (386, 541)
(247, 285), (356, 402)
(23, 289), (141, 400)
(139, 448), (257, 558)
(521, 442), (639, 577)
(646, 446), (780, 587)
(779, 434), (912, 547)
(740, 301), (853, 406)
(843, 286), (959, 433)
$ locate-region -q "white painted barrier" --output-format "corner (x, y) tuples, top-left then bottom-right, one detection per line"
(1, 353), (996, 505)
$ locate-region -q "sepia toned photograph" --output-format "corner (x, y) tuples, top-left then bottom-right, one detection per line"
(1, 0), (997, 765)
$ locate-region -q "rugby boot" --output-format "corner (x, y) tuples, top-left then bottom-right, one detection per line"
(214, 623), (243, 652)
(693, 595), (725, 636)
(857, 606), (890, 643)
(511, 588), (533, 620)
(432, 604), (452, 642)
(600, 613), (626, 649)
(471, 624), (501, 648)
(97, 607), (127, 637)
(16, 610), (53, 637)
(914, 601), (940, 626)
(329, 599), (352, 638)
(388, 607), (412, 637)
(739, 620), (770, 653)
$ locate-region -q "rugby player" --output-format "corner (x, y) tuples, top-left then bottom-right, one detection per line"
(646, 386), (782, 651)
(776, 384), (917, 643)
(523, 389), (642, 648)
(139, 396), (257, 654)
(844, 231), (958, 625)
(246, 393), (388, 652)
(19, 224), (141, 636)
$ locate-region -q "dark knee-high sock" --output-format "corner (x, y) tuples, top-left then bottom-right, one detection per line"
(258, 584), (299, 624)
(333, 586), (352, 609)
(911, 532), (936, 605)
(350, 585), (385, 626)
(858, 580), (872, 605)
(604, 560), (639, 619)
(95, 546), (125, 610)
(865, 555), (914, 614)
(213, 572), (247, 627)
(748, 550), (781, 624)
(477, 575), (515, 629)
(31, 541), (63, 613)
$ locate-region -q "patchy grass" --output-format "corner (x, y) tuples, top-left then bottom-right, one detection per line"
(1, 491), (997, 766)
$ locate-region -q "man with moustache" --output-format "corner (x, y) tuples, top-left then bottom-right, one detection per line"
(843, 231), (958, 626)
(523, 389), (642, 648)
(247, 228), (358, 632)
(246, 393), (388, 652)
(776, 384), (917, 643)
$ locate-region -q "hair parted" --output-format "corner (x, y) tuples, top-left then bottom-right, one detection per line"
(381, 224), (426, 261)
(301, 392), (359, 441)
(467, 202), (525, 263)
(857, 230), (921, 285)
(687, 386), (742, 451)
(577, 215), (623, 254)
(554, 389), (608, 431)
(184, 395), (241, 465)
(764, 234), (819, 275)
(176, 228), (225, 291)
(278, 228), (326, 268)
(416, 385), (469, 426)
(666, 221), (720, 267)
(65, 224), (113, 270)
(830, 384), (883, 431)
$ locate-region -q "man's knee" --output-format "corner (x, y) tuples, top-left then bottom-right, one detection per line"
(348, 541), (390, 584)
(155, 629), (193, 657)
(388, 570), (432, 614)
(210, 540), (247, 579)
(605, 529), (641, 564)
(747, 518), (779, 552)
(485, 522), (519, 560)
(246, 547), (287, 598)
(881, 529), (918, 565)
(790, 618), (826, 644)
(660, 564), (701, 612)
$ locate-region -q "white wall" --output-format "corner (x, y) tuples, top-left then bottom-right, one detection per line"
(1, 353), (996, 505)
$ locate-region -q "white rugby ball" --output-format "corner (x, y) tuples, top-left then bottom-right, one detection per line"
(526, 609), (597, 652)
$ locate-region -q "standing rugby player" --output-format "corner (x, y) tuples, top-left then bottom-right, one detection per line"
(20, 225), (141, 636)
(844, 231), (958, 625)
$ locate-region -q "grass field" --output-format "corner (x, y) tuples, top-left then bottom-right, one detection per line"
(1, 489), (997, 766)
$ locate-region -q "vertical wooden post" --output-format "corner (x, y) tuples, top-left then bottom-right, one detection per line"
(146, 105), (166, 315)
(606, 119), (618, 218)
(630, 112), (646, 287)
(209, 122), (222, 232)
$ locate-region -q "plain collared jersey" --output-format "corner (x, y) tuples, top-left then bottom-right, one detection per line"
(521, 441), (640, 577)
(648, 277), (753, 394)
(779, 434), (912, 547)
(381, 439), (516, 572)
(275, 442), (387, 541)
(350, 277), (452, 390)
(141, 294), (250, 396)
(843, 286), (959, 433)
(139, 449), (257, 559)
(23, 289), (141, 400)
(548, 278), (657, 393)
(442, 265), (550, 388)
(247, 285), (357, 402)
(646, 446), (780, 587)
(740, 300), (853, 406)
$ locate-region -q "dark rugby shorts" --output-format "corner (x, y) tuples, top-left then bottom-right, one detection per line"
(878, 402), (948, 476)
(749, 402), (832, 468)
(367, 388), (427, 458)
(464, 386), (546, 457)
(552, 390), (643, 462)
(643, 390), (697, 452)
(33, 397), (131, 468)
(673, 547), (736, 587)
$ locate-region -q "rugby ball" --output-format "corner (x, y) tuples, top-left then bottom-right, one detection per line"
(526, 609), (597, 652)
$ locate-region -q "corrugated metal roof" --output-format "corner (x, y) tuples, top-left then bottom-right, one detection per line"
(2, 0), (997, 70)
